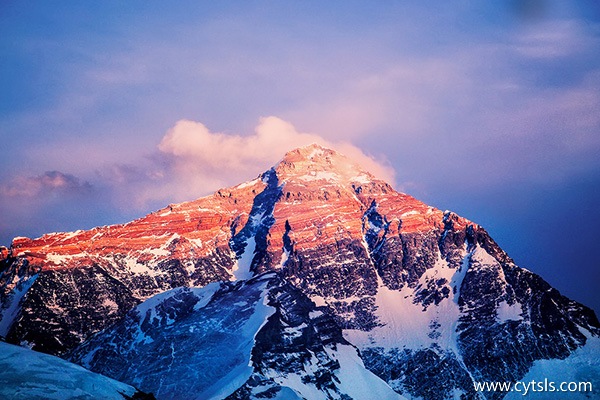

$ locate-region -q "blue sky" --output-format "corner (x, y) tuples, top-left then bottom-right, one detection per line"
(1, 1), (599, 312)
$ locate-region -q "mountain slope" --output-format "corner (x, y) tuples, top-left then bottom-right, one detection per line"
(0, 340), (153, 400)
(68, 272), (404, 400)
(1, 144), (599, 399)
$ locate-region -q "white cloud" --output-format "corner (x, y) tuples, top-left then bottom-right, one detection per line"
(153, 116), (396, 203)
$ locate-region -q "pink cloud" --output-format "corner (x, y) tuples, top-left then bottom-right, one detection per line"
(154, 116), (396, 203)
(0, 171), (92, 198)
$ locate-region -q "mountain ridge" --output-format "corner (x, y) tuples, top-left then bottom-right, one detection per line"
(5, 144), (458, 270)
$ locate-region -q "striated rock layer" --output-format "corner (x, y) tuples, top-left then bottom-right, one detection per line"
(1, 144), (599, 399)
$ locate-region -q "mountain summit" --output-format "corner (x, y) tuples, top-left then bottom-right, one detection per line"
(1, 145), (598, 399)
(275, 144), (379, 185)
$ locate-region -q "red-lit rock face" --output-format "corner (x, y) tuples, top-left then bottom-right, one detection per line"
(10, 179), (264, 272)
(254, 145), (472, 272)
(10, 144), (472, 274)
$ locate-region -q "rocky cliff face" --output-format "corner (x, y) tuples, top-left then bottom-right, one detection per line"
(1, 144), (599, 399)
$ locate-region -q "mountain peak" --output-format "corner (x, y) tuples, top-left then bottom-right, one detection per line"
(281, 143), (332, 161)
(275, 144), (377, 187)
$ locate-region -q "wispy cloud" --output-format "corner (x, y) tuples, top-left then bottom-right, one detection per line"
(513, 19), (590, 59)
(160, 116), (393, 178)
(0, 171), (92, 198)
(0, 171), (102, 243)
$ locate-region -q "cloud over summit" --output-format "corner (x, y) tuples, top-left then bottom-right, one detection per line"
(157, 116), (396, 197)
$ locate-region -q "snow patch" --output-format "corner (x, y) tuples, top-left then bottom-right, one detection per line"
(61, 230), (83, 241)
(46, 253), (74, 264)
(12, 236), (29, 241)
(504, 335), (600, 400)
(400, 210), (419, 217)
(470, 245), (498, 268)
(351, 173), (372, 184)
(0, 341), (140, 400)
(265, 343), (406, 399)
(124, 256), (159, 277)
(299, 171), (339, 182)
(496, 300), (523, 322)
(345, 253), (467, 351)
(232, 237), (256, 281)
(280, 245), (290, 267)
(0, 275), (38, 336)
(266, 355), (331, 400)
(189, 284), (221, 311)
(331, 344), (405, 399)
(237, 178), (260, 189)
(308, 146), (325, 159)
(187, 238), (204, 248)
(145, 246), (170, 257)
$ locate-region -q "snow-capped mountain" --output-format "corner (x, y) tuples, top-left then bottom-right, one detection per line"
(0, 340), (154, 399)
(1, 144), (599, 399)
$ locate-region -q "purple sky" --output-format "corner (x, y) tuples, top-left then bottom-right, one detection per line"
(1, 1), (599, 312)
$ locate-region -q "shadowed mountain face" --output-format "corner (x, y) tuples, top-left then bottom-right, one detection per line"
(67, 273), (404, 400)
(1, 144), (599, 399)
